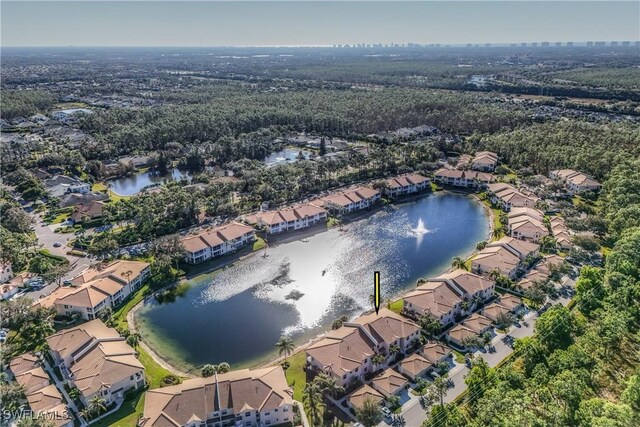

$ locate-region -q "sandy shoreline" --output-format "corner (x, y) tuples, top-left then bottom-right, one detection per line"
(128, 189), (494, 377)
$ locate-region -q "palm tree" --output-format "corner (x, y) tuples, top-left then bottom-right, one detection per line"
(491, 227), (503, 240)
(432, 375), (449, 407)
(314, 373), (345, 399)
(88, 395), (107, 418)
(475, 241), (487, 251)
(302, 382), (325, 426)
(488, 268), (502, 282)
(371, 353), (386, 371)
(388, 344), (402, 360)
(201, 364), (216, 377)
(460, 300), (471, 312)
(420, 313), (441, 337)
(126, 332), (141, 348)
(472, 294), (485, 308)
(216, 362), (231, 373)
(451, 256), (467, 270)
(275, 336), (295, 360)
(68, 387), (81, 401)
(79, 407), (92, 421)
(391, 415), (407, 427)
(356, 397), (383, 427)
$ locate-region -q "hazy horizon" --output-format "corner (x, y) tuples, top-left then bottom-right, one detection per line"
(2, 1), (639, 47)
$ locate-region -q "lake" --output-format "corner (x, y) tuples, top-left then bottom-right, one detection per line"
(263, 148), (312, 166)
(107, 169), (192, 196)
(135, 193), (489, 372)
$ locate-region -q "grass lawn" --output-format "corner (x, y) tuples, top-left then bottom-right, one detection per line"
(451, 349), (466, 363)
(92, 390), (145, 427)
(92, 182), (108, 192)
(327, 217), (341, 227)
(108, 190), (129, 203)
(138, 347), (173, 389)
(49, 212), (71, 224)
(253, 237), (266, 251)
(284, 351), (307, 401)
(388, 299), (403, 314)
(113, 284), (150, 329)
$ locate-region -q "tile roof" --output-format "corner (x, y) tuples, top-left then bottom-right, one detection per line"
(371, 368), (407, 396)
(420, 342), (452, 364)
(348, 384), (384, 409)
(353, 308), (420, 345)
(398, 353), (433, 377)
(403, 281), (462, 317)
(9, 353), (40, 376)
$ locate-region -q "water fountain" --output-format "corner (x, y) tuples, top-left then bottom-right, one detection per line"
(412, 218), (430, 246)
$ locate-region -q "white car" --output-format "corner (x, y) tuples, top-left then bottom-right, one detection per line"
(381, 406), (392, 419)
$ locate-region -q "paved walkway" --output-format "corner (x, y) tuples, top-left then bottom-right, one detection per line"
(41, 358), (86, 427)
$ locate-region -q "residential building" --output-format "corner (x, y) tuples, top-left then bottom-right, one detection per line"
(549, 169), (601, 194)
(25, 385), (74, 427)
(318, 186), (380, 215)
(447, 313), (493, 348)
(518, 254), (565, 290)
(15, 366), (51, 394)
(403, 270), (495, 323)
(496, 294), (524, 312)
(550, 217), (572, 250)
(243, 203), (327, 234)
(471, 237), (540, 279)
(347, 384), (384, 411)
(471, 151), (499, 171)
(370, 368), (408, 397)
(480, 302), (512, 322)
(419, 342), (453, 365)
(456, 154), (473, 170)
(384, 173), (430, 198)
(181, 222), (256, 264)
(70, 200), (104, 224)
(397, 353), (433, 381)
(9, 353), (40, 376)
(43, 175), (91, 198)
(140, 366), (293, 427)
(35, 260), (150, 320)
(306, 308), (420, 387)
(433, 169), (495, 188)
(47, 319), (145, 407)
(508, 207), (548, 242)
(487, 183), (539, 211)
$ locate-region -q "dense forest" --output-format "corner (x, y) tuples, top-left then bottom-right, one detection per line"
(424, 160), (640, 426)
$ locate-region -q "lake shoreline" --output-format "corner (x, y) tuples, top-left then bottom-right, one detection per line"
(130, 190), (491, 377)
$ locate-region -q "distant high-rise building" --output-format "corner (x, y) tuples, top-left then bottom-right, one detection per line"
(610, 41), (618, 46)
(510, 43), (517, 47)
(622, 41), (631, 46)
(555, 42), (562, 47)
(541, 42), (550, 47)
(531, 42), (539, 47)
(567, 41), (574, 47)
(595, 41), (605, 46)
(521, 42), (527, 47)
(587, 41), (594, 46)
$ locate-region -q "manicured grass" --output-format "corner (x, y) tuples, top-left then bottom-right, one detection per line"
(113, 284), (150, 329)
(451, 349), (466, 363)
(388, 299), (404, 314)
(138, 347), (173, 389)
(92, 390), (145, 427)
(253, 237), (266, 251)
(49, 212), (71, 224)
(108, 190), (130, 203)
(283, 351), (307, 401)
(92, 182), (108, 192)
(327, 217), (341, 227)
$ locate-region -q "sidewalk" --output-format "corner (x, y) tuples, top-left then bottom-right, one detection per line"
(41, 358), (86, 427)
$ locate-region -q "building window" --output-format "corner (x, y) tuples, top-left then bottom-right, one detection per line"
(245, 412), (251, 417)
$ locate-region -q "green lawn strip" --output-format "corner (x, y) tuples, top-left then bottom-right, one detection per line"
(451, 349), (466, 364)
(253, 237), (266, 251)
(108, 190), (130, 203)
(388, 299), (403, 314)
(92, 390), (145, 427)
(284, 351), (307, 401)
(112, 284), (150, 329)
(92, 182), (108, 192)
(137, 347), (173, 389)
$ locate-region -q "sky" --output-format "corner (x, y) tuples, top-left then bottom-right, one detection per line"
(2, 1), (639, 47)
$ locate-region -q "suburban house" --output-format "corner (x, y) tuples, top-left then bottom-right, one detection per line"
(433, 169), (495, 188)
(397, 353), (433, 381)
(181, 222), (256, 264)
(384, 173), (430, 198)
(140, 366), (293, 427)
(518, 254), (565, 290)
(496, 294), (524, 313)
(43, 175), (91, 198)
(549, 169), (602, 194)
(47, 319), (145, 407)
(347, 384), (384, 411)
(481, 302), (512, 322)
(306, 309), (420, 387)
(1, 262), (13, 283)
(487, 183), (539, 211)
(35, 260), (150, 320)
(403, 270), (495, 323)
(471, 151), (499, 171)
(317, 186), (380, 215)
(419, 342), (453, 365)
(70, 200), (104, 224)
(370, 368), (408, 397)
(550, 217), (572, 250)
(471, 237), (540, 279)
(1, 282), (20, 301)
(507, 207), (548, 242)
(243, 203), (328, 234)
(446, 313), (493, 348)
(10, 353), (73, 427)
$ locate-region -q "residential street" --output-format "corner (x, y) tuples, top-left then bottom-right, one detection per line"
(381, 291), (573, 427)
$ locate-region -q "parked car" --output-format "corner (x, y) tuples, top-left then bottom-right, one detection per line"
(381, 407), (392, 419)
(53, 242), (62, 247)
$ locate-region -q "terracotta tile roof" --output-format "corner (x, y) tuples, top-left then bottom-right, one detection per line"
(387, 173), (429, 188)
(46, 319), (120, 361)
(448, 324), (478, 344)
(306, 326), (377, 377)
(26, 384), (63, 412)
(420, 342), (452, 364)
(347, 384), (383, 409)
(142, 367), (292, 427)
(181, 222), (254, 253)
(403, 281), (462, 317)
(462, 313), (493, 333)
(497, 294), (522, 311)
(371, 368), (407, 396)
(482, 302), (511, 321)
(9, 353), (40, 376)
(353, 308), (420, 344)
(436, 269), (494, 295)
(398, 353), (433, 377)
(15, 366), (50, 394)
